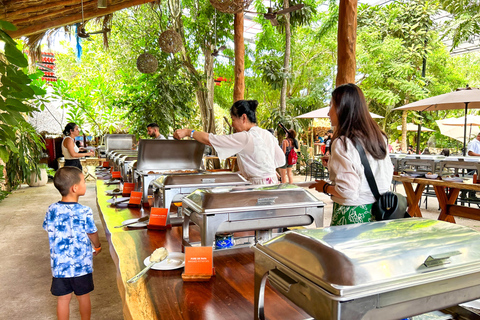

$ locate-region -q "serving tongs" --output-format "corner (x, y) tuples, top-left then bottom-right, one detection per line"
(114, 216), (149, 228)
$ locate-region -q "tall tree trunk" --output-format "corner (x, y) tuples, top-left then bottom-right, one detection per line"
(233, 12), (244, 102)
(279, 0), (291, 114)
(336, 0), (357, 86)
(174, 9), (216, 133)
(402, 110), (408, 152)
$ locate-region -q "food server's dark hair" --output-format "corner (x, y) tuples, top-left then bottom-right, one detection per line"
(230, 100), (258, 124)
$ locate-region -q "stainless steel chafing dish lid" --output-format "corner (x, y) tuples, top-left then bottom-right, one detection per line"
(182, 184), (323, 214)
(136, 139), (204, 171)
(105, 134), (136, 152)
(255, 218), (480, 297)
(152, 172), (250, 189)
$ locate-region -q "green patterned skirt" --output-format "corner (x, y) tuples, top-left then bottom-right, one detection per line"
(331, 202), (374, 226)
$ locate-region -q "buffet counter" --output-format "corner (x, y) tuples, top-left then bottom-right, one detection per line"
(96, 180), (308, 320)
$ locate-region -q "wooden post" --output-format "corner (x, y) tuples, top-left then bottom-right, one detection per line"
(335, 0), (357, 87)
(233, 12), (245, 102)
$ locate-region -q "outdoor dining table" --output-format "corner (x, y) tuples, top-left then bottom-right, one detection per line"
(393, 175), (480, 224)
(95, 180), (309, 320)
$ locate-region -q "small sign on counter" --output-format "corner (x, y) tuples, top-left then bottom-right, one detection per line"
(122, 182), (135, 196)
(129, 191), (142, 206)
(182, 246), (214, 282)
(148, 208), (170, 230)
(112, 171), (121, 179)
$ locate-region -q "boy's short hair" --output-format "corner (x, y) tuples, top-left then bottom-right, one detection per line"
(54, 167), (83, 196)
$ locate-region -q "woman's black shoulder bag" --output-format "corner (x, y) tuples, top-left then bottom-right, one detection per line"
(354, 141), (408, 221)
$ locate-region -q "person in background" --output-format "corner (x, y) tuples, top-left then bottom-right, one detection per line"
(147, 123), (166, 140)
(267, 128), (275, 135)
(407, 145), (415, 154)
(324, 130), (333, 155)
(422, 148), (430, 155)
(62, 123), (94, 170)
(76, 141), (88, 154)
(43, 167), (101, 320)
(440, 148), (450, 156)
(390, 138), (399, 153)
(174, 100), (285, 184)
(467, 133), (480, 156)
(309, 83), (393, 226)
(316, 135), (324, 143)
(279, 129), (299, 184)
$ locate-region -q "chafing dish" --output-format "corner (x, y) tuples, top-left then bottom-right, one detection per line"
(152, 172), (250, 225)
(119, 156), (137, 182)
(439, 156), (480, 175)
(111, 152), (137, 170)
(104, 134), (136, 153)
(253, 218), (480, 320)
(134, 139), (205, 203)
(182, 184), (324, 249)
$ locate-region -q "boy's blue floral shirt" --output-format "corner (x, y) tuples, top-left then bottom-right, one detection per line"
(43, 202), (97, 278)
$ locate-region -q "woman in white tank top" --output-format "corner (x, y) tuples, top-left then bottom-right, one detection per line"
(62, 123), (94, 170)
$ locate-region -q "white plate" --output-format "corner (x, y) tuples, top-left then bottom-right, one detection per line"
(104, 180), (121, 185)
(106, 197), (130, 204)
(106, 190), (123, 196)
(143, 252), (185, 270)
(122, 218), (148, 228)
(442, 177), (464, 182)
(425, 174), (438, 179)
(401, 173), (422, 177)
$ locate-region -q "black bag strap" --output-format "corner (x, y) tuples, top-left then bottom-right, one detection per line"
(354, 139), (381, 200)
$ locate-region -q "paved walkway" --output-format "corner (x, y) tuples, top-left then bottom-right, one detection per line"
(0, 181), (123, 320)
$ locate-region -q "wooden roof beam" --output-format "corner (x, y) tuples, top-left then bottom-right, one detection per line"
(7, 0), (157, 39)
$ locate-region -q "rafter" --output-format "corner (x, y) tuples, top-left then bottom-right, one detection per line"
(5, 0), (157, 39)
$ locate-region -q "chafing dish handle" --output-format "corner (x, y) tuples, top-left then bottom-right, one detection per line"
(201, 178), (216, 183)
(268, 269), (297, 293)
(257, 197), (278, 206)
(423, 251), (461, 268)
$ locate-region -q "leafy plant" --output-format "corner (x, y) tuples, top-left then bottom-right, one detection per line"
(0, 20), (46, 198)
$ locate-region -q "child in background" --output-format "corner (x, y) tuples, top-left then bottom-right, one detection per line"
(43, 166), (101, 320)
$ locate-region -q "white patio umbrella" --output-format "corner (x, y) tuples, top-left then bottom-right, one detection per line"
(393, 87), (480, 155)
(396, 123), (434, 132)
(436, 119), (479, 143)
(295, 106), (384, 148)
(295, 106), (384, 119)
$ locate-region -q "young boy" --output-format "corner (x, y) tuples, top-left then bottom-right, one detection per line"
(43, 166), (101, 320)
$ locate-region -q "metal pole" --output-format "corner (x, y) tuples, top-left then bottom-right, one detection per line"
(463, 102), (469, 156)
(416, 118), (421, 154)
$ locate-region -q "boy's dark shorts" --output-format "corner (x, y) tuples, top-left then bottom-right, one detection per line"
(51, 273), (94, 296)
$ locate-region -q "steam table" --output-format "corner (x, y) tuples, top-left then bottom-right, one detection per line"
(95, 180), (309, 320)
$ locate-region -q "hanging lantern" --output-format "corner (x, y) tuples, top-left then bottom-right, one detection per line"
(158, 30), (183, 54)
(136, 53), (158, 74)
(209, 0), (253, 14)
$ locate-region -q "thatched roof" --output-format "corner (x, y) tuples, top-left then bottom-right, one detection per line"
(3, 0), (156, 39)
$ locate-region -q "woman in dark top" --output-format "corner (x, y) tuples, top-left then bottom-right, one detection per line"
(279, 129), (298, 184)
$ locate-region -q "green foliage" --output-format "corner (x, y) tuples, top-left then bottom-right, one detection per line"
(6, 121), (45, 189)
(0, 20), (46, 198)
(439, 0), (480, 49)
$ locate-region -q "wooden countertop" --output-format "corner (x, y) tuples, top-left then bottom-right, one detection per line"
(96, 180), (309, 320)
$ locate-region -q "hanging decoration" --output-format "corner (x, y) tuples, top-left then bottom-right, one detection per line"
(209, 0), (253, 14)
(158, 30), (182, 54)
(136, 53), (158, 74)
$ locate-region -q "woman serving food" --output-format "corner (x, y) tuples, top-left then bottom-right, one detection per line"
(62, 123), (94, 170)
(173, 100), (285, 184)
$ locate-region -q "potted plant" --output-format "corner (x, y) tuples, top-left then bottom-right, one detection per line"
(27, 163), (48, 187)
